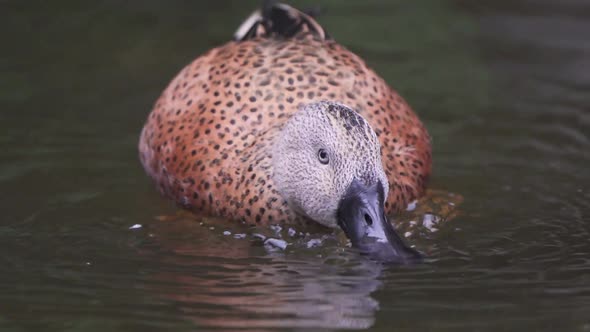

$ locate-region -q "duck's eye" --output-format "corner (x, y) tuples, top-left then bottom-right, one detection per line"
(318, 149), (329, 164)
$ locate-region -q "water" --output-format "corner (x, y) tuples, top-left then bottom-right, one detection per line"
(1, 0), (589, 331)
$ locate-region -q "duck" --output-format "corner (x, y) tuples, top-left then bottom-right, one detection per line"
(138, 2), (431, 263)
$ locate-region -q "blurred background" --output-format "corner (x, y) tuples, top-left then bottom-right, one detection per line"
(1, 1), (589, 331)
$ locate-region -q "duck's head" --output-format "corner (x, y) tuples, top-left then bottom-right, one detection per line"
(272, 101), (422, 264)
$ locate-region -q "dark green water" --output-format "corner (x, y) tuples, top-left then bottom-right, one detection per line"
(1, 1), (589, 331)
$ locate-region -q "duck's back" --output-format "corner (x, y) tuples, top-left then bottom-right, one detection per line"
(139, 15), (431, 226)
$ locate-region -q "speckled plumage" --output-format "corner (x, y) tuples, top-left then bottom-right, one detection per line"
(139, 5), (431, 228)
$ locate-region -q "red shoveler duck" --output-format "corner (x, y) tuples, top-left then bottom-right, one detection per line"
(139, 2), (431, 262)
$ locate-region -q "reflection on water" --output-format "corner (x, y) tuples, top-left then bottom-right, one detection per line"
(146, 218), (383, 330)
(1, 0), (590, 331)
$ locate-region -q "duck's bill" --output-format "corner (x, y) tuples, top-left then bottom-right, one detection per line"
(336, 180), (423, 264)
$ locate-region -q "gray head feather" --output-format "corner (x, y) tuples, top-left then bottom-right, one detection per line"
(272, 101), (389, 227)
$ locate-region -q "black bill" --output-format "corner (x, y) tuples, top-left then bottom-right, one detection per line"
(336, 179), (423, 264)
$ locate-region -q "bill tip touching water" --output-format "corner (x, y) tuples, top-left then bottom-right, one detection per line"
(138, 2), (431, 263)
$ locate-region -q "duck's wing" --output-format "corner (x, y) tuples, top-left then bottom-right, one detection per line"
(234, 1), (330, 41)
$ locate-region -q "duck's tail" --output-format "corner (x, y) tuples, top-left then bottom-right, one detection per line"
(234, 1), (329, 41)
